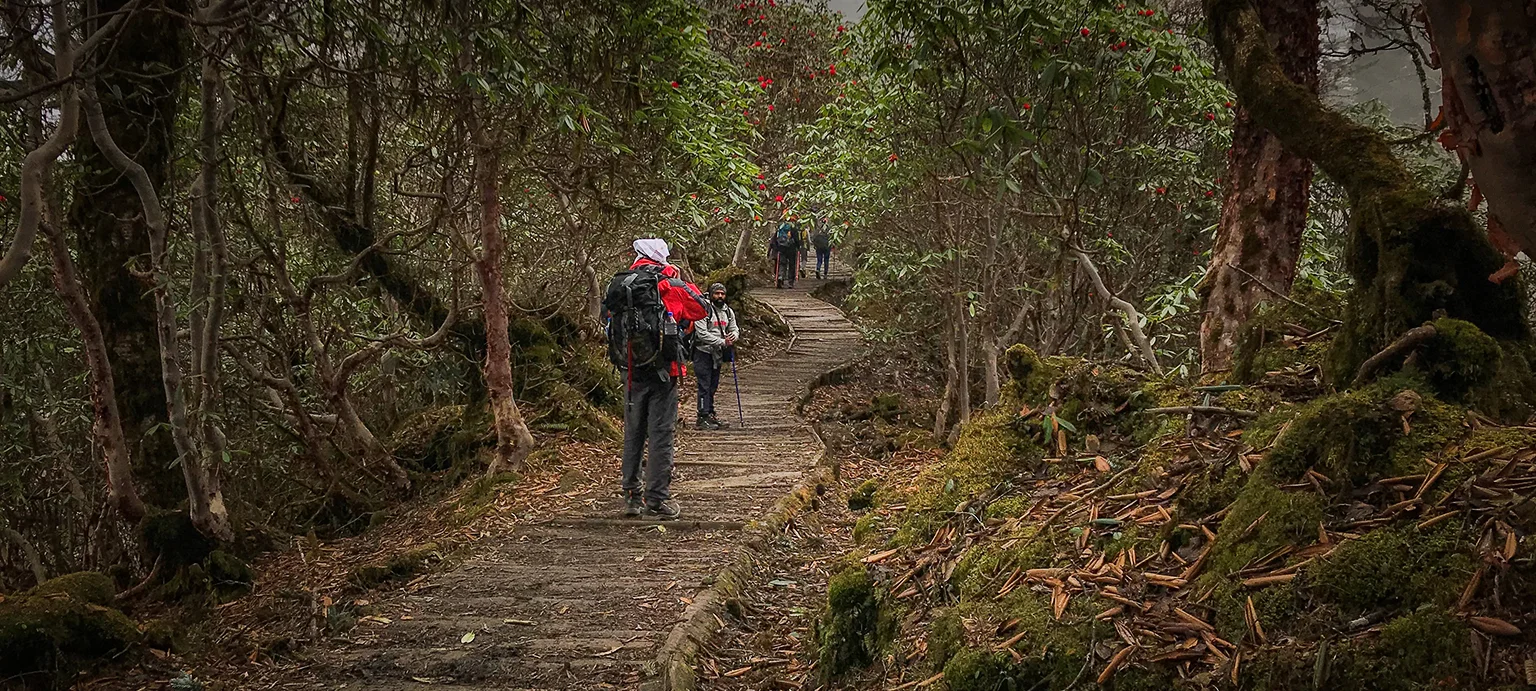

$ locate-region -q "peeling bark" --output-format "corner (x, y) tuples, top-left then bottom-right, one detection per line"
(1199, 0), (1319, 374)
(1423, 0), (1536, 259)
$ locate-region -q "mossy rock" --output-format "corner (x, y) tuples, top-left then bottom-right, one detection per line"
(0, 572), (140, 684)
(1307, 526), (1473, 615)
(941, 649), (1017, 691)
(851, 513), (883, 545)
(1263, 376), (1463, 484)
(1176, 461), (1249, 522)
(538, 379), (622, 442)
(561, 345), (624, 413)
(1003, 344), (1058, 402)
(1204, 475), (1324, 582)
(141, 618), (186, 653)
(1416, 318), (1501, 400)
(906, 404), (1043, 514)
(847, 479), (879, 511)
(702, 265), (750, 299)
(156, 550), (254, 603)
(1328, 607), (1473, 690)
(949, 537), (1052, 601)
(351, 543), (441, 589)
(27, 572), (116, 606)
(140, 510), (217, 567)
(815, 566), (893, 680)
(870, 392), (904, 422)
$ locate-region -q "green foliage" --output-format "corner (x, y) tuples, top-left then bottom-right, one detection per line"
(1263, 376), (1463, 484)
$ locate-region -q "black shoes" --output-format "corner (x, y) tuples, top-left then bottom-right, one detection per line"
(696, 416), (721, 430)
(647, 500), (681, 520)
(623, 495), (644, 518)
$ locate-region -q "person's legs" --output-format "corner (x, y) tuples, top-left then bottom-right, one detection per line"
(643, 379), (680, 509)
(778, 254), (796, 287)
(620, 377), (652, 503)
(816, 248), (830, 278)
(704, 359), (723, 422)
(693, 350), (715, 424)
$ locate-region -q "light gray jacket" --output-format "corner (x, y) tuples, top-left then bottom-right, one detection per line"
(692, 303), (740, 360)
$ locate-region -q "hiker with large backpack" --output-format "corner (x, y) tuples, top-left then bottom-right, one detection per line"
(768, 221), (800, 289)
(602, 238), (709, 520)
(690, 283), (740, 430)
(811, 218), (833, 280)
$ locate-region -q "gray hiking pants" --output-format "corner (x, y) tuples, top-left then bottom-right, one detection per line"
(621, 373), (678, 506)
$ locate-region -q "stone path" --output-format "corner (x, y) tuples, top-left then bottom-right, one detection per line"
(310, 265), (861, 690)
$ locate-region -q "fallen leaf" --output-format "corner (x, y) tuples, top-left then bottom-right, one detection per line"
(461, 631), (477, 644)
(1469, 616), (1521, 637)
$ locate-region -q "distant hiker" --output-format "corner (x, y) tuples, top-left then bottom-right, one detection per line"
(811, 220), (833, 280)
(795, 220), (810, 277)
(768, 222), (800, 289)
(691, 283), (740, 430)
(602, 238), (709, 520)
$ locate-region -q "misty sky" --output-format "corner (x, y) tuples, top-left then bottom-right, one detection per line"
(825, 0), (866, 20)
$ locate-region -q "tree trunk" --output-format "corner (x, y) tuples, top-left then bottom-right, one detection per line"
(1205, 0), (1529, 381)
(933, 300), (959, 441)
(470, 119), (535, 477)
(1198, 0), (1319, 375)
(81, 85), (232, 543)
(1422, 1), (1536, 260)
(732, 223), (755, 268)
(70, 1), (188, 508)
(42, 221), (147, 524)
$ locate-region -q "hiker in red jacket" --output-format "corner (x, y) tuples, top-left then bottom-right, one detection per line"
(610, 238), (708, 519)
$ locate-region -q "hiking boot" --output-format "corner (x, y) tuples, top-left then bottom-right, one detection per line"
(647, 500), (682, 520)
(696, 416), (720, 431)
(622, 495), (644, 518)
(708, 413), (728, 429)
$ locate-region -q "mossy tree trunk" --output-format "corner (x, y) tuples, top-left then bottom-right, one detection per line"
(1198, 0), (1319, 375)
(1205, 0), (1530, 383)
(68, 0), (189, 509)
(1422, 0), (1536, 259)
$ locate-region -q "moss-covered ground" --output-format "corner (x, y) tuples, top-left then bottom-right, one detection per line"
(812, 322), (1536, 690)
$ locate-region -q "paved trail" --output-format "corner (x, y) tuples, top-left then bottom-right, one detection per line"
(312, 267), (861, 690)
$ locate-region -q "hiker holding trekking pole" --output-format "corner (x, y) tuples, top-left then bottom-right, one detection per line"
(690, 283), (740, 430)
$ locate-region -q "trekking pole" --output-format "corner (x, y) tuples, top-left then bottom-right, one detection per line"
(731, 355), (744, 429)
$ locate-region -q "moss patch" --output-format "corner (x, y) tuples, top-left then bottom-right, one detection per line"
(847, 479), (879, 511)
(350, 543), (442, 589)
(925, 608), (964, 672)
(1263, 376), (1463, 483)
(0, 572), (140, 683)
(1205, 475), (1324, 581)
(1308, 526), (1473, 614)
(815, 566), (893, 680)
